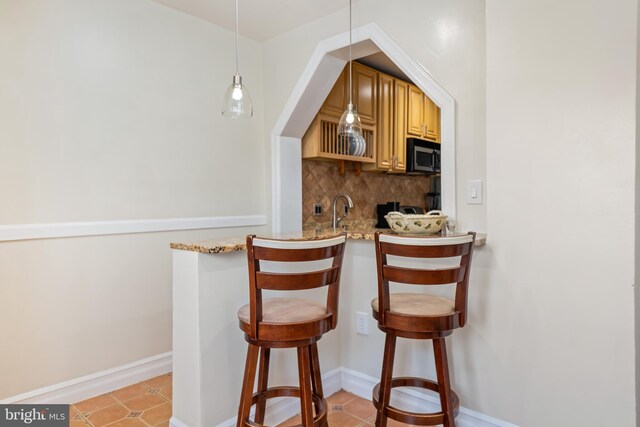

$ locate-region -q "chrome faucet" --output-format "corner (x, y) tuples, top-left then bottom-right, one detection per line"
(332, 194), (354, 230)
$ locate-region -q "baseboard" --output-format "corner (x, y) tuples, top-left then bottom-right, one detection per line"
(340, 368), (518, 427)
(169, 416), (189, 427)
(1, 352), (172, 404)
(213, 368), (343, 427)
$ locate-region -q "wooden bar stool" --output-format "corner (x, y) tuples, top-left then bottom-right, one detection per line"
(371, 232), (476, 427)
(236, 234), (347, 427)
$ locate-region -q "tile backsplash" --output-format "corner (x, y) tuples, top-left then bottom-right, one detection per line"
(302, 160), (430, 229)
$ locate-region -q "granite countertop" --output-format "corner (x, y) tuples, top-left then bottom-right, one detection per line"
(170, 227), (487, 254)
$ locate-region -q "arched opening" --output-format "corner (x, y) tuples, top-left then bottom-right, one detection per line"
(271, 23), (456, 233)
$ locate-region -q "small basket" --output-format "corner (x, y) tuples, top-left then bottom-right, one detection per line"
(384, 210), (447, 234)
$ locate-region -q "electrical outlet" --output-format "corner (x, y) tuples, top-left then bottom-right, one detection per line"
(356, 312), (369, 335)
(313, 203), (322, 216)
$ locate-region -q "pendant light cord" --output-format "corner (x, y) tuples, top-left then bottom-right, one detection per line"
(348, 0), (353, 105)
(235, 0), (239, 75)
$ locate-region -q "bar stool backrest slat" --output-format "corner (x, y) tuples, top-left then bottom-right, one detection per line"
(246, 234), (347, 339)
(375, 232), (476, 328)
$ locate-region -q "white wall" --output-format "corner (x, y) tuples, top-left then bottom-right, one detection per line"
(487, 0), (636, 425)
(264, 0), (639, 425)
(0, 0), (266, 399)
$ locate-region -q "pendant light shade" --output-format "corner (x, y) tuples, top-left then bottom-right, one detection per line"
(338, 103), (362, 137)
(222, 74), (253, 118)
(221, 0), (253, 118)
(338, 0), (362, 144)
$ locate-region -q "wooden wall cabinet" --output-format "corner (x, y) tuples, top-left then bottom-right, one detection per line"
(407, 84), (425, 137)
(307, 61), (439, 171)
(424, 96), (440, 142)
(365, 74), (393, 171)
(407, 83), (441, 143)
(365, 77), (407, 173)
(352, 62), (377, 125)
(319, 62), (377, 125)
(320, 68), (347, 118)
(393, 80), (407, 171)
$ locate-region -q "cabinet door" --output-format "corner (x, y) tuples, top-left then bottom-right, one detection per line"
(376, 73), (394, 170)
(352, 62), (377, 124)
(320, 68), (347, 118)
(393, 80), (408, 172)
(407, 84), (425, 137)
(424, 96), (439, 142)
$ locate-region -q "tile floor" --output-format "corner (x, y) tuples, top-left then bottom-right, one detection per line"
(71, 373), (172, 427)
(276, 389), (421, 426)
(73, 375), (420, 426)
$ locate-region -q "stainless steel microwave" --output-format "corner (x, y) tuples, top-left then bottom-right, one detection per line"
(406, 138), (441, 175)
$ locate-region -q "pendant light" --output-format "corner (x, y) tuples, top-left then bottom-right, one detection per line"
(338, 0), (362, 142)
(221, 0), (253, 118)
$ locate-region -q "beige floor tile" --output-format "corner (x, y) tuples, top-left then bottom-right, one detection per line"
(121, 393), (166, 412)
(155, 385), (172, 401)
(141, 403), (172, 426)
(153, 421), (170, 427)
(277, 415), (301, 426)
(361, 414), (376, 425)
(143, 374), (172, 390)
(326, 411), (361, 427)
(343, 397), (376, 420)
(87, 404), (129, 427)
(69, 420), (90, 427)
(112, 384), (149, 402)
(69, 406), (82, 420)
(326, 390), (357, 406)
(104, 419), (148, 427)
(75, 394), (119, 414)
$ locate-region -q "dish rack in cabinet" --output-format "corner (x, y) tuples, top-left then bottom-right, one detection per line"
(302, 114), (376, 164)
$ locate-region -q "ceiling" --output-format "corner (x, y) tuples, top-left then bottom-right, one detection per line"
(151, 0), (349, 41)
(357, 52), (410, 82)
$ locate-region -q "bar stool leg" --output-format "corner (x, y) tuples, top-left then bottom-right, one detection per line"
(309, 343), (324, 398)
(254, 348), (271, 424)
(375, 334), (397, 427)
(297, 345), (315, 426)
(434, 338), (456, 427)
(237, 344), (260, 427)
(309, 342), (327, 427)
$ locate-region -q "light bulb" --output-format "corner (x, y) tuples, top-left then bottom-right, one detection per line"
(346, 112), (354, 124)
(222, 74), (253, 118)
(232, 86), (243, 101)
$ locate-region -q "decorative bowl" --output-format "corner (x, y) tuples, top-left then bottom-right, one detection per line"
(384, 210), (447, 234)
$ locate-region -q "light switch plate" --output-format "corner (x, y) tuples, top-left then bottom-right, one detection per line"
(466, 179), (483, 205)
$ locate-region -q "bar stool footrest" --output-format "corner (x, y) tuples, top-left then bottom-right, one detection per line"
(372, 377), (460, 426)
(240, 386), (327, 427)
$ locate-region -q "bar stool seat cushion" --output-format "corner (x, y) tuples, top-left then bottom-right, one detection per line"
(371, 293), (455, 317)
(238, 298), (327, 324)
